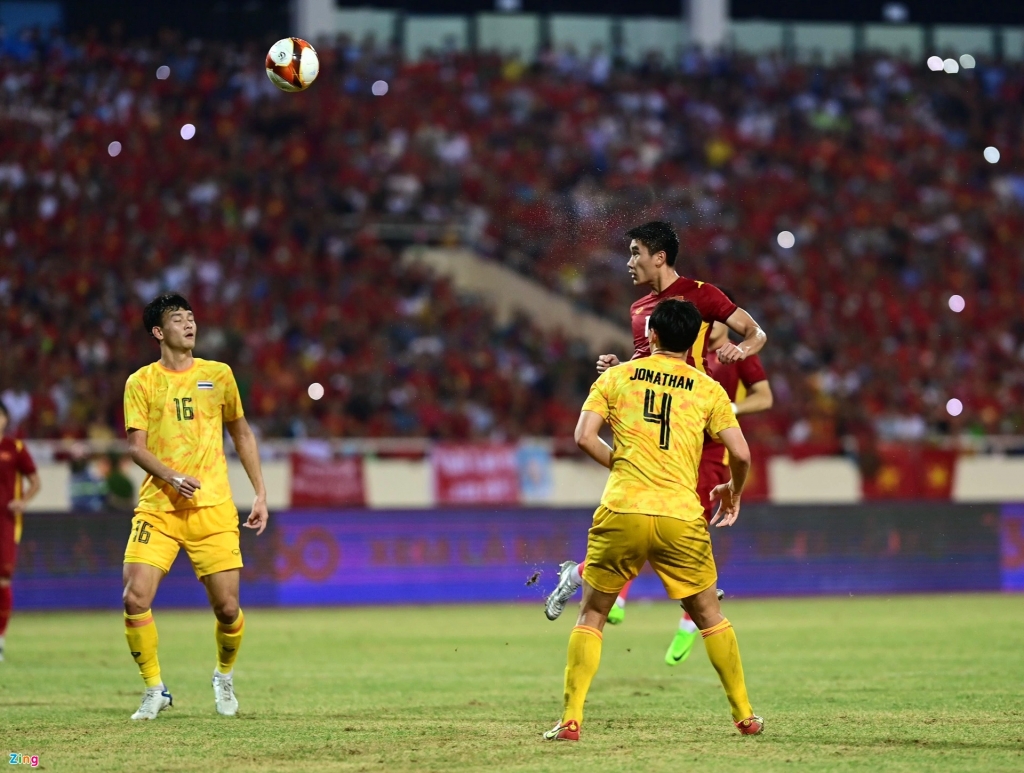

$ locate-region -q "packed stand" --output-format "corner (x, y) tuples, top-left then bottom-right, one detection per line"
(1, 27), (1022, 447)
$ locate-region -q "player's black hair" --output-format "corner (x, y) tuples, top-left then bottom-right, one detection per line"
(626, 221), (680, 267)
(649, 299), (703, 354)
(143, 293), (193, 339)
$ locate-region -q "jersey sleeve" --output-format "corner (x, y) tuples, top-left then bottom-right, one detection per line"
(124, 373), (150, 433)
(581, 371), (613, 420)
(693, 282), (738, 322)
(222, 366), (244, 422)
(13, 440), (36, 475)
(737, 354), (768, 387)
(706, 383), (740, 440)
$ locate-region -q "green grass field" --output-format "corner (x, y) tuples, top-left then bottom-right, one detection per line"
(2, 595), (1023, 772)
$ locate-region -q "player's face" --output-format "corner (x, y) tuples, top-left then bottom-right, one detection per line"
(156, 308), (197, 351)
(627, 239), (657, 285)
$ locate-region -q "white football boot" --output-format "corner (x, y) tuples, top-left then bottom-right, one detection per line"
(130, 685), (173, 720)
(212, 671), (239, 716)
(544, 561), (582, 621)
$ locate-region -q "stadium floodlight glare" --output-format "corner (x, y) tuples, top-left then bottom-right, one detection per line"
(777, 230), (795, 249)
(942, 59), (959, 74)
(107, 141), (122, 157)
(371, 80), (389, 96)
(948, 294), (965, 313)
(180, 123), (196, 140)
(926, 56), (944, 72)
(959, 54), (976, 69)
(156, 65), (170, 80)
(946, 398), (963, 417)
(308, 383), (325, 400)
(984, 146), (1000, 164)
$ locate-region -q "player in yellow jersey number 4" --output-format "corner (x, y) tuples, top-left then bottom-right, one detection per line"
(122, 293), (269, 720)
(544, 298), (763, 741)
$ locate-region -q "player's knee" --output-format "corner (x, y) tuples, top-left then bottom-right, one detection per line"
(212, 597), (239, 624)
(122, 584), (151, 615)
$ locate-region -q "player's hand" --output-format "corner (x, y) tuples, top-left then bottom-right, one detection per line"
(716, 342), (747, 364)
(170, 474), (202, 499)
(8, 499), (25, 513)
(244, 496), (269, 536)
(709, 482), (741, 527)
(596, 354), (620, 373)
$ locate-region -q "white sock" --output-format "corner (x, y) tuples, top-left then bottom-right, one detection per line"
(679, 616), (698, 634)
(614, 597), (626, 609)
(214, 669), (232, 678)
(570, 564), (583, 586)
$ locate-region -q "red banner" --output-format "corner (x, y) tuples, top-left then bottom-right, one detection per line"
(862, 445), (957, 500)
(290, 454), (366, 507)
(432, 444), (519, 505)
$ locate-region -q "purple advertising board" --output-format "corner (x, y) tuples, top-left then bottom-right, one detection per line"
(11, 503), (1006, 610)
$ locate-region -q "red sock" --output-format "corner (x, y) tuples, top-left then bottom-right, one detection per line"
(0, 584), (12, 636)
(618, 579), (633, 602)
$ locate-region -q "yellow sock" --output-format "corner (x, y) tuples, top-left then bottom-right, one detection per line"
(701, 618), (754, 721)
(215, 609), (245, 673)
(562, 625), (603, 726)
(125, 610), (162, 688)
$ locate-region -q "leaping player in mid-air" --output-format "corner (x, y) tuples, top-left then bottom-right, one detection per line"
(544, 221), (768, 642)
(122, 293), (269, 720)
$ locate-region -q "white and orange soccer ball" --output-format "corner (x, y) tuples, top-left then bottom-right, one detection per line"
(265, 37), (320, 92)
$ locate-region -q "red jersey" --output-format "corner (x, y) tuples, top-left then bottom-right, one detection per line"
(0, 437), (36, 520)
(702, 352), (769, 465)
(630, 276), (737, 374)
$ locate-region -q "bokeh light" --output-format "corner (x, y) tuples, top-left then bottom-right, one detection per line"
(984, 146), (1000, 164)
(777, 230), (795, 249)
(156, 65), (170, 80)
(371, 80), (389, 96)
(959, 54), (976, 69)
(308, 383), (324, 400)
(943, 58), (959, 74)
(107, 141), (122, 157)
(946, 398), (963, 417)
(926, 56), (944, 72)
(948, 294), (965, 313)
(180, 123), (196, 140)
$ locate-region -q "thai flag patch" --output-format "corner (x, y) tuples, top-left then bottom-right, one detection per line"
(197, 381), (214, 390)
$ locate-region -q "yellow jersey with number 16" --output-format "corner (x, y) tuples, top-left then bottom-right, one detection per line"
(124, 358), (244, 512)
(581, 353), (739, 521)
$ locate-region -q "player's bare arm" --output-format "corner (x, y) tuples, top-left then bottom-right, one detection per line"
(126, 428), (202, 499)
(718, 308), (767, 364)
(709, 426), (750, 527)
(8, 471), (40, 512)
(226, 416), (269, 536)
(574, 410), (613, 470)
(734, 379), (773, 415)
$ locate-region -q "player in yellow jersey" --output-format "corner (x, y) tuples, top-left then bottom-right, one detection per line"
(122, 293), (269, 721)
(544, 299), (763, 741)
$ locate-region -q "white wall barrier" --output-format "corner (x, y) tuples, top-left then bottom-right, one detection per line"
(22, 453), (1024, 511)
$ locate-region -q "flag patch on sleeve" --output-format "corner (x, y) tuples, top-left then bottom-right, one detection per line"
(198, 381), (214, 390)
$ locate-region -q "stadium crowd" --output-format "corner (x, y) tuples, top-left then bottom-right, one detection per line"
(2, 26), (1023, 448)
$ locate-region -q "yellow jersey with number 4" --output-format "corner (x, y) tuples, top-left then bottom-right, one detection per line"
(124, 358), (243, 512)
(582, 353), (739, 521)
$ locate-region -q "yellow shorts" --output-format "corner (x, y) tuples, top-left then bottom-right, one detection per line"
(124, 499), (243, 579)
(583, 506), (717, 600)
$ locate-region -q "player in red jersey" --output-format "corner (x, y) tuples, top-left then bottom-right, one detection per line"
(665, 302), (772, 664)
(0, 400), (41, 662)
(545, 221), (767, 623)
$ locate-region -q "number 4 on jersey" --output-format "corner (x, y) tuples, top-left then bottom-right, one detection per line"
(643, 389), (672, 450)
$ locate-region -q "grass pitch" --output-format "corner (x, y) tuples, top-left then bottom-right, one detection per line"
(1, 595), (1023, 772)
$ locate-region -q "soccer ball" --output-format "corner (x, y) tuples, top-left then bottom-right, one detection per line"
(265, 38), (320, 92)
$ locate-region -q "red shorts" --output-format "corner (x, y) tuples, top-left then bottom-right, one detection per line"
(697, 456), (730, 522)
(0, 514), (16, 579)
